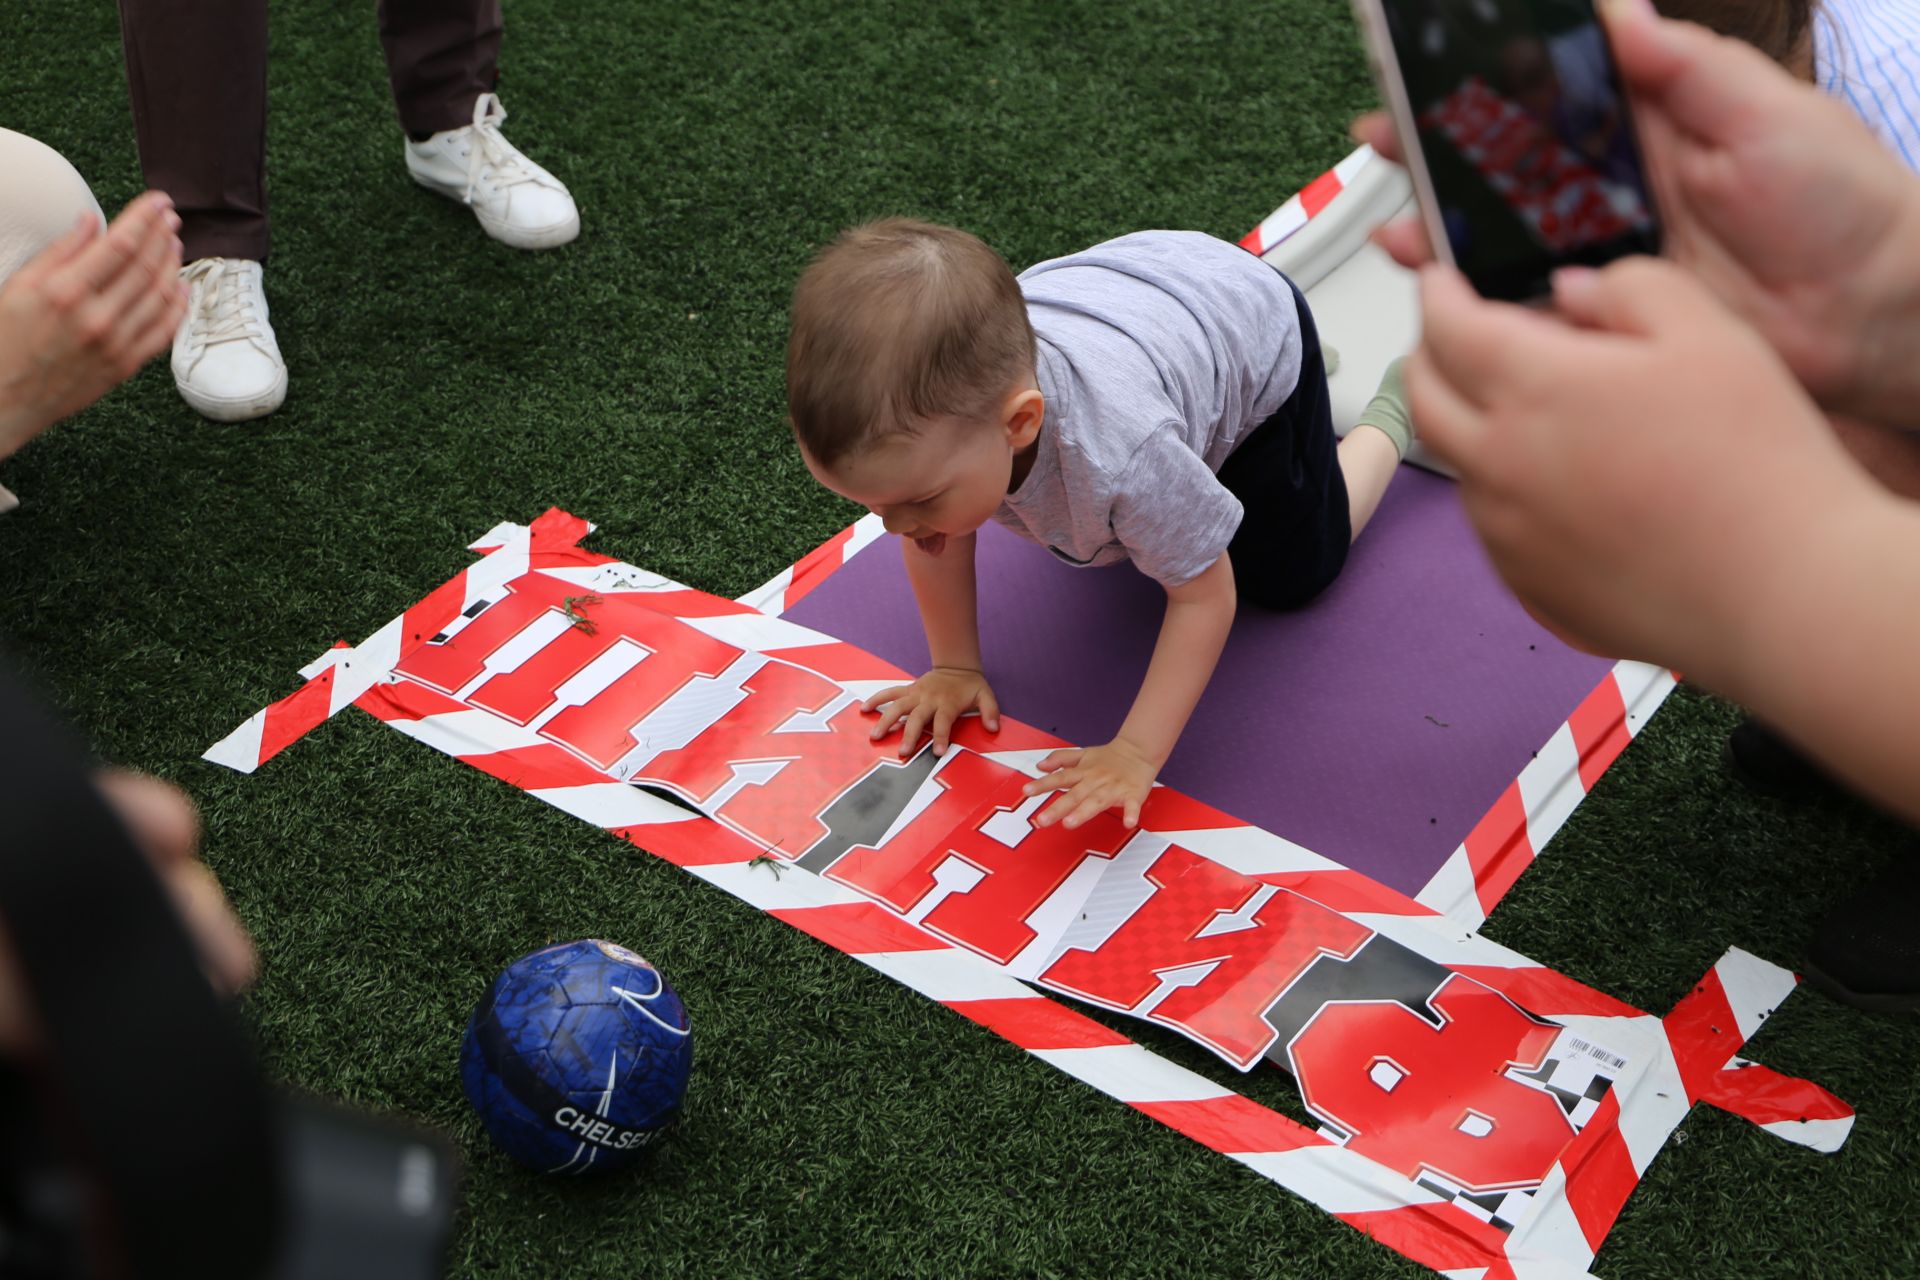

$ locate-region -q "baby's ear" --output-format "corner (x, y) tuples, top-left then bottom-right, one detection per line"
(1002, 387), (1045, 448)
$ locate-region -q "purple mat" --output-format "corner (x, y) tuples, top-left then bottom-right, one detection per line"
(785, 469), (1615, 895)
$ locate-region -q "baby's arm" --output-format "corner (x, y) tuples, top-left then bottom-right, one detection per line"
(1025, 553), (1236, 829)
(863, 532), (1002, 756)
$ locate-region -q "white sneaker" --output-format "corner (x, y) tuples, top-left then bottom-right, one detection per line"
(0, 482), (17, 515)
(172, 258), (288, 423)
(404, 93), (579, 250)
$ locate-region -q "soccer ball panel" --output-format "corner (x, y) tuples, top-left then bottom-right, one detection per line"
(462, 939), (692, 1174)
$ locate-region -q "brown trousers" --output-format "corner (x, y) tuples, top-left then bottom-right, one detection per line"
(117, 0), (504, 262)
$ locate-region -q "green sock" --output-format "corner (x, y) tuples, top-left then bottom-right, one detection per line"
(1353, 356), (1412, 460)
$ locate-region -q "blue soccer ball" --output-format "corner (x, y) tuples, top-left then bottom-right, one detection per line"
(461, 939), (692, 1174)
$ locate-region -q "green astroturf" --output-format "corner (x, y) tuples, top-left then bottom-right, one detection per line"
(3, 1), (1918, 1275)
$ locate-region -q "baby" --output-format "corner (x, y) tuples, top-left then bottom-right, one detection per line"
(787, 220), (1410, 829)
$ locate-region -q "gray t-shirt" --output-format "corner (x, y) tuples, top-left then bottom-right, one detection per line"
(994, 230), (1305, 588)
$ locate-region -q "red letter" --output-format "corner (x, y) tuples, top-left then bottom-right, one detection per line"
(1040, 845), (1371, 1067)
(917, 792), (1137, 965)
(1290, 974), (1571, 1191)
(395, 577), (744, 766)
(826, 752), (1022, 911)
(396, 580), (562, 695)
(636, 659), (893, 854)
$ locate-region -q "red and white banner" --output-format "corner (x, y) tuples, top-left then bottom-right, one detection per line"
(210, 513), (1852, 1279)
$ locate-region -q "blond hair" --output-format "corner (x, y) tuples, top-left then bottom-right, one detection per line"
(787, 218), (1035, 467)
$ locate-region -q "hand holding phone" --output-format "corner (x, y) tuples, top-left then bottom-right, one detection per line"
(1351, 0), (1663, 300)
(1359, 1), (1920, 434)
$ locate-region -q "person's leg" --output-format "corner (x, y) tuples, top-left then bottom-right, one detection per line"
(1338, 424), (1401, 538)
(380, 0), (579, 250)
(1219, 282), (1353, 610)
(377, 0), (503, 139)
(116, 0), (269, 263)
(1340, 357), (1412, 540)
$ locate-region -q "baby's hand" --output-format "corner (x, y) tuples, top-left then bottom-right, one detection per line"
(862, 667), (1001, 758)
(1024, 740), (1158, 830)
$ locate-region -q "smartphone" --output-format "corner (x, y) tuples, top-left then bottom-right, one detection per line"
(1351, 0), (1663, 300)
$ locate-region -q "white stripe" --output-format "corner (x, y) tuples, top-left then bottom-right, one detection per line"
(1253, 198), (1309, 254)
(535, 563), (684, 594)
(1517, 722), (1584, 851)
(1504, 1165), (1596, 1274)
(1572, 1013), (1690, 1174)
(1412, 845), (1486, 930)
(855, 946), (1042, 1003)
(1761, 1115), (1855, 1154)
(978, 748), (1056, 777)
(736, 513), (887, 618)
(1029, 1043), (1234, 1104)
(382, 704), (557, 756)
(1612, 661), (1676, 739)
(844, 512), (888, 552)
(684, 858), (873, 912)
(1344, 912), (1517, 964)
(529, 782), (706, 830)
(735, 566), (794, 615)
(1440, 1270), (1492, 1280)
(1229, 1145), (1445, 1214)
(1713, 948), (1797, 1043)
(1504, 1247), (1600, 1280)
(202, 709), (269, 773)
(1152, 825), (1345, 877)
(1332, 143), (1376, 185)
(467, 520), (522, 550)
(333, 620), (407, 714)
(682, 611), (849, 654)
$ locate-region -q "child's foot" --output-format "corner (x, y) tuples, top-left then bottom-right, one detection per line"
(1353, 357), (1412, 459)
(405, 93), (580, 251)
(172, 257), (288, 423)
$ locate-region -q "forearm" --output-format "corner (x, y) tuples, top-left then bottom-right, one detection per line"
(1707, 491), (1920, 823)
(1116, 555), (1236, 766)
(902, 532), (984, 670)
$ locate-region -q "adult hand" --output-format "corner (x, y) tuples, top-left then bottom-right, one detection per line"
(862, 665), (1001, 758)
(0, 772), (255, 1057)
(1355, 1), (1920, 429)
(0, 191), (186, 458)
(1023, 738), (1158, 831)
(1408, 255), (1871, 676)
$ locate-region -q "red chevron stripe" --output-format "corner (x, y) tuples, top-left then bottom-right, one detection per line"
(771, 902), (950, 955)
(947, 996), (1134, 1051)
(1558, 1092), (1639, 1250)
(1694, 1061), (1855, 1126)
(1462, 781), (1533, 915)
(1567, 673), (1631, 791)
(1131, 1093), (1321, 1155)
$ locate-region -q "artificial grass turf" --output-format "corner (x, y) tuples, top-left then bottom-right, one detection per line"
(2, 0), (1918, 1274)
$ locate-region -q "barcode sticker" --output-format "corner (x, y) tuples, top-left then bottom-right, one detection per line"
(1568, 1036), (1628, 1072)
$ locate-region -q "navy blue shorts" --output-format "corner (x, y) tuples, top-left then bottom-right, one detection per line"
(1215, 276), (1349, 611)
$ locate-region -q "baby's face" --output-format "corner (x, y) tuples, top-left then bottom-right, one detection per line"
(803, 417), (1013, 555)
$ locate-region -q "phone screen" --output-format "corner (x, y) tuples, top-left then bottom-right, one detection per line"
(1378, 0), (1661, 299)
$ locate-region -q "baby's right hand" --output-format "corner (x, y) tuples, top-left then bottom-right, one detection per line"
(862, 667), (1001, 758)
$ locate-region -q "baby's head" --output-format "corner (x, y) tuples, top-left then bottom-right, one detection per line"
(787, 219), (1044, 550)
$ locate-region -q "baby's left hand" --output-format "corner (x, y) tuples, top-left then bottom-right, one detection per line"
(1024, 739), (1159, 830)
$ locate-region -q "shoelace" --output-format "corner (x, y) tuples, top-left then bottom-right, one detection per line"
(458, 92), (547, 204)
(179, 258), (267, 367)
